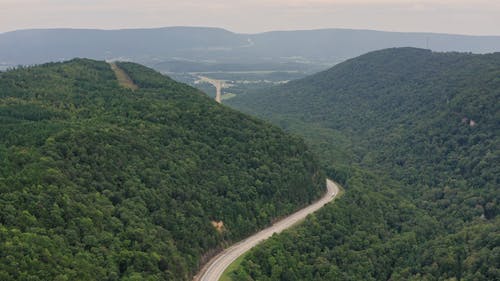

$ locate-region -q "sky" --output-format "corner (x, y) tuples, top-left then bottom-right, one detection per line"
(1, 0), (500, 35)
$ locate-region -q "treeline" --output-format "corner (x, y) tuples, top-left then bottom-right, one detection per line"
(227, 48), (499, 280)
(0, 59), (324, 280)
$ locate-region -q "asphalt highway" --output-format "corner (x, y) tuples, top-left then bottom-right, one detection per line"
(194, 179), (339, 281)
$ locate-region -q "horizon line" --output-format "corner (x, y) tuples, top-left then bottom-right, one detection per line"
(2, 25), (500, 37)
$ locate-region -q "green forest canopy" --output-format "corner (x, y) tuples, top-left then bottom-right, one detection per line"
(0, 59), (325, 280)
(227, 48), (499, 280)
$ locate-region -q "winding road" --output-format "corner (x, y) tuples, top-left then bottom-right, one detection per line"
(193, 179), (339, 281)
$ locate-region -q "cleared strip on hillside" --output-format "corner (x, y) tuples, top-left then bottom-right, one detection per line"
(109, 62), (139, 90)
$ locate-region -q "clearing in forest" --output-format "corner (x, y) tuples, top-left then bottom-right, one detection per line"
(109, 62), (139, 90)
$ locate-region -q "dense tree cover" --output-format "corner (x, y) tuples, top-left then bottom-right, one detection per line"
(227, 48), (500, 280)
(0, 59), (324, 280)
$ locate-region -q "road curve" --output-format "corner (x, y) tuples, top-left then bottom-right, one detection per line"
(193, 179), (339, 281)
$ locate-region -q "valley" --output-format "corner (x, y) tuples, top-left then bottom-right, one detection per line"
(169, 70), (309, 104)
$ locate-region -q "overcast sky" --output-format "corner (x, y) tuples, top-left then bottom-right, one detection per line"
(2, 0), (500, 35)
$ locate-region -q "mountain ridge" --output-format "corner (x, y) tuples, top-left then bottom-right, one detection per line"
(225, 47), (500, 280)
(2, 27), (500, 70)
(0, 59), (324, 280)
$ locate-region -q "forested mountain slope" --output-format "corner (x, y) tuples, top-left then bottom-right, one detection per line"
(0, 60), (324, 280)
(227, 48), (499, 280)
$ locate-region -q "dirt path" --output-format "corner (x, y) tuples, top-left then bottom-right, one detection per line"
(109, 62), (138, 90)
(193, 179), (340, 281)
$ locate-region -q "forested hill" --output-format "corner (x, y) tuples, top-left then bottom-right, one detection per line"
(0, 59), (324, 280)
(226, 48), (499, 280)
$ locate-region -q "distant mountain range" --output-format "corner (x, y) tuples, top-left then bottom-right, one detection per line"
(1, 27), (500, 70)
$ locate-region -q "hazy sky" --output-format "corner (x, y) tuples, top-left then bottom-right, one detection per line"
(2, 0), (500, 35)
